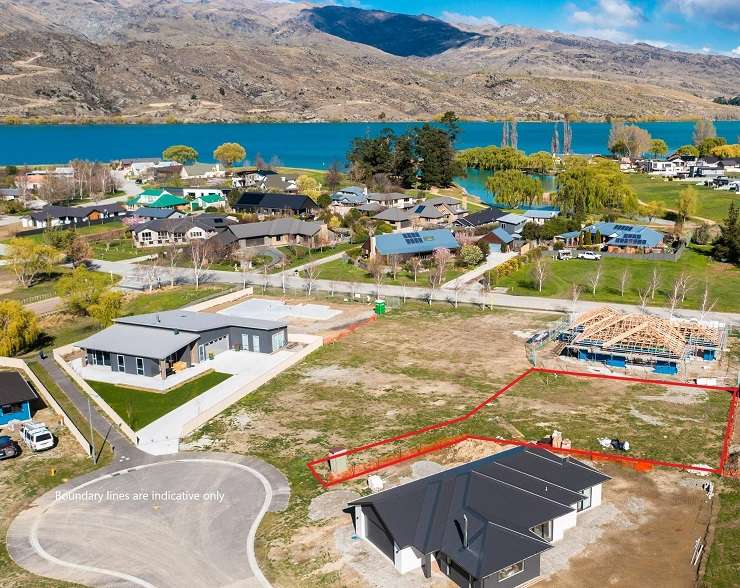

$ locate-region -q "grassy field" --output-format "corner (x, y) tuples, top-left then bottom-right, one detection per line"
(315, 256), (468, 286)
(0, 267), (71, 303)
(626, 174), (738, 223)
(704, 479), (740, 588)
(91, 239), (165, 261)
(3, 220), (126, 244)
(498, 247), (740, 312)
(89, 371), (231, 430)
(277, 243), (357, 272)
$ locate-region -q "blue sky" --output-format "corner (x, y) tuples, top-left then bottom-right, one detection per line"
(332, 0), (740, 56)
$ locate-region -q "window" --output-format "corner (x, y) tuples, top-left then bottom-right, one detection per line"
(117, 355), (125, 372)
(251, 334), (261, 353)
(135, 357), (144, 376)
(531, 520), (553, 542)
(272, 330), (286, 350)
(2, 403), (21, 415)
(198, 345), (206, 362)
(577, 486), (593, 511)
(497, 561), (524, 581)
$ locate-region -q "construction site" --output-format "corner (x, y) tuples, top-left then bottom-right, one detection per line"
(526, 306), (730, 381)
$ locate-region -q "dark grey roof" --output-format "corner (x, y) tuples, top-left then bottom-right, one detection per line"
(29, 203), (125, 222)
(373, 208), (414, 222)
(349, 446), (610, 580)
(226, 219), (323, 240)
(133, 215), (234, 235)
(116, 310), (286, 333)
(234, 192), (318, 212)
(132, 207), (178, 219)
(0, 372), (37, 405)
(357, 202), (385, 213)
(76, 325), (200, 360)
(424, 196), (460, 206)
(454, 207), (505, 227)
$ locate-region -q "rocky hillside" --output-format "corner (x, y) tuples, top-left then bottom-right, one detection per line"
(0, 0), (738, 122)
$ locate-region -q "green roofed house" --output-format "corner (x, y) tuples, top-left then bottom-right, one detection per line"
(148, 193), (189, 211)
(191, 192), (227, 211)
(126, 188), (174, 211)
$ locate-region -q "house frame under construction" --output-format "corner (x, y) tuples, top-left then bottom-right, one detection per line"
(558, 306), (726, 374)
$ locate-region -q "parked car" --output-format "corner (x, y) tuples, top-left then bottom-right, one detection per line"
(557, 249), (573, 260)
(578, 251), (602, 260)
(20, 422), (54, 452)
(0, 435), (19, 460)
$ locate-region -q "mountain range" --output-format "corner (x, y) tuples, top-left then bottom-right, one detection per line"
(0, 0), (738, 123)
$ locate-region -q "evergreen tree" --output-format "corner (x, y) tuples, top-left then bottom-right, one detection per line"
(414, 124), (456, 189)
(392, 134), (417, 188)
(713, 201), (739, 264)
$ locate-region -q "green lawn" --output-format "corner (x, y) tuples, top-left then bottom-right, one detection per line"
(498, 247), (740, 312)
(123, 284), (232, 315)
(91, 239), (164, 261)
(4, 220), (125, 244)
(89, 371), (231, 430)
(626, 174), (739, 223)
(704, 479), (740, 587)
(276, 243), (357, 272)
(315, 256), (469, 286)
(0, 267), (71, 303)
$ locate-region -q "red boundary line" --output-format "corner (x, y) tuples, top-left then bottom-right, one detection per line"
(307, 367), (738, 488)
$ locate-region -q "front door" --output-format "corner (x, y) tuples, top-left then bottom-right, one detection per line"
(198, 344), (206, 362)
(241, 333), (249, 351)
(117, 355), (125, 372)
(251, 335), (260, 353)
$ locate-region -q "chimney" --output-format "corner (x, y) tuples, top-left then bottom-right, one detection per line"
(463, 514), (469, 549)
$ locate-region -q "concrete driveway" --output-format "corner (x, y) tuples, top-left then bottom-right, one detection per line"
(7, 453), (290, 588)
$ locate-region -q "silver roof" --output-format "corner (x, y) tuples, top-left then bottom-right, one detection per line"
(116, 310), (286, 332)
(76, 325), (200, 359)
(227, 219), (322, 239)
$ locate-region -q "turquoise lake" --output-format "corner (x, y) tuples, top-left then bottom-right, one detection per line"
(1, 119), (739, 202)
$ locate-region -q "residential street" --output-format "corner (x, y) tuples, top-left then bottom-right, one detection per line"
(90, 258), (740, 326)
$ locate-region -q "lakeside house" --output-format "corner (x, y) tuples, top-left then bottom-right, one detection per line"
(479, 227), (521, 252)
(347, 446), (609, 587)
(22, 203), (126, 229)
(132, 215), (235, 248)
(582, 222), (664, 253)
(454, 206), (506, 228)
(496, 213), (529, 235)
(231, 169), (299, 193)
(214, 219), (331, 250)
(363, 228), (460, 260)
(367, 192), (417, 209)
(523, 209), (560, 225)
(233, 192), (319, 218)
(75, 311), (288, 381)
(330, 186), (368, 215)
(179, 162), (224, 180)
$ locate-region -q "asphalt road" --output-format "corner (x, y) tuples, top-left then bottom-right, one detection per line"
(7, 453), (290, 588)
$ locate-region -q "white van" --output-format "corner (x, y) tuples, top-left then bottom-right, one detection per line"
(20, 422), (54, 452)
(557, 249), (573, 260)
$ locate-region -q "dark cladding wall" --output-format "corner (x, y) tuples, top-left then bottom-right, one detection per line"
(482, 555), (540, 588)
(86, 350), (160, 377)
(228, 325), (288, 353)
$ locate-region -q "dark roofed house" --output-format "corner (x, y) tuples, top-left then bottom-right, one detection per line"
(373, 207), (416, 230)
(347, 446), (609, 585)
(23, 203), (126, 229)
(215, 219), (331, 249)
(454, 206), (506, 228)
(76, 310), (289, 381)
(131, 207), (185, 222)
(233, 192), (319, 218)
(0, 371), (38, 425)
(132, 215), (235, 248)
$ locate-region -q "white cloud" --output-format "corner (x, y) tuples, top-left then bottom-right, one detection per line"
(671, 0), (740, 30)
(635, 39), (670, 48)
(578, 27), (634, 43)
(440, 11), (499, 28)
(732, 46), (740, 56)
(569, 0), (642, 29)
(702, 47), (711, 53)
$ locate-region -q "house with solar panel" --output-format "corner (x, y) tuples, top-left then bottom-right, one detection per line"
(582, 222), (664, 254)
(347, 446), (610, 587)
(363, 228), (460, 260)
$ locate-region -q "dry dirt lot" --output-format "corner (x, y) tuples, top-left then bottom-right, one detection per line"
(186, 303), (732, 587)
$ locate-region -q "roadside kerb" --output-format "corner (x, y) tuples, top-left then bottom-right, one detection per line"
(0, 356), (92, 456)
(53, 345), (138, 445)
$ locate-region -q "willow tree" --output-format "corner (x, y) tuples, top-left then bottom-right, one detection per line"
(554, 157), (635, 218)
(486, 169), (543, 208)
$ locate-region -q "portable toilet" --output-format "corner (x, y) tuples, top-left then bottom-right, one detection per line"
(374, 299), (386, 315)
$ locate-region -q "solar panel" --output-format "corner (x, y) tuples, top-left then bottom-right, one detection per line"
(614, 224), (633, 231)
(402, 232), (423, 244)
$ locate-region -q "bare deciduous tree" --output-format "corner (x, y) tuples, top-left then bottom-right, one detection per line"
(303, 263), (321, 297)
(648, 266), (662, 300)
(387, 254), (401, 281)
(699, 279), (717, 322)
(407, 256), (423, 283)
(619, 268), (630, 297)
(637, 287), (650, 312)
(232, 247), (255, 289)
(530, 256), (548, 293)
(569, 282), (581, 318)
(189, 240), (212, 289)
(366, 256), (386, 298)
(587, 262), (603, 295)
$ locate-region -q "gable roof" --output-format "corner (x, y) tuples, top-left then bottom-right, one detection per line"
(198, 193), (225, 204)
(455, 207), (505, 227)
(183, 163), (217, 176)
(524, 209), (559, 220)
(584, 222), (663, 249)
(116, 310), (286, 333)
(490, 227), (514, 244)
(350, 446), (609, 580)
(234, 192), (318, 212)
(497, 213), (528, 226)
(133, 215), (234, 235)
(0, 371), (37, 405)
(374, 229), (459, 255)
(75, 325), (201, 360)
(367, 192), (411, 202)
(148, 193), (188, 208)
(224, 219), (323, 241)
(373, 207), (414, 222)
(413, 204), (445, 219)
(357, 202), (385, 213)
(132, 207), (178, 219)
(29, 203), (125, 222)
(424, 196), (460, 207)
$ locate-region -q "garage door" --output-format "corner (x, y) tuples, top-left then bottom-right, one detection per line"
(489, 243), (501, 252)
(205, 335), (229, 357)
(364, 507), (395, 561)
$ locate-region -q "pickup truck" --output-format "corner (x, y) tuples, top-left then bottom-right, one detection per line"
(577, 251), (602, 261)
(0, 435), (19, 460)
(20, 422), (54, 452)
